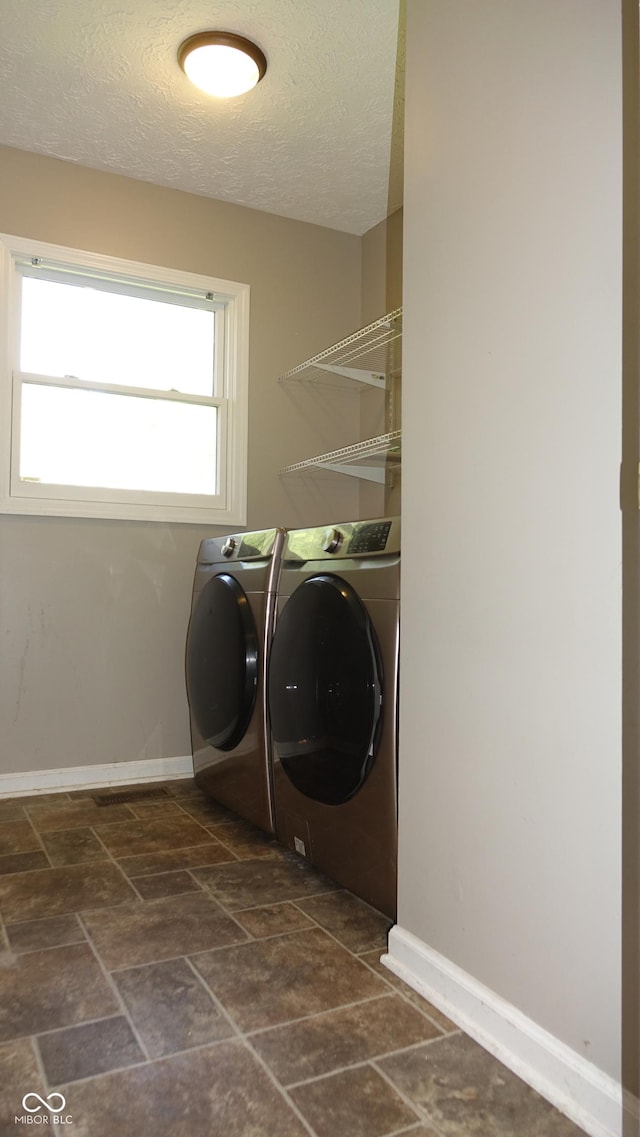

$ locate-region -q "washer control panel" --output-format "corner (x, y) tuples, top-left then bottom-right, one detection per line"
(322, 527), (343, 554)
(284, 517), (400, 562)
(346, 520), (392, 555)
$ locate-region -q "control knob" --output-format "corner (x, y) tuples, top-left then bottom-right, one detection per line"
(221, 537), (237, 558)
(322, 527), (343, 554)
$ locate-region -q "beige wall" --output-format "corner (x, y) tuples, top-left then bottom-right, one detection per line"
(621, 0), (640, 1115)
(361, 207), (403, 325)
(399, 0), (621, 1087)
(0, 146), (363, 775)
(360, 207), (403, 519)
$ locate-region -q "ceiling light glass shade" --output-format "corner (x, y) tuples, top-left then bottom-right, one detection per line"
(178, 32), (267, 98)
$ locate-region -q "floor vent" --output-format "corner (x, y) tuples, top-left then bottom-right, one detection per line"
(93, 786), (171, 806)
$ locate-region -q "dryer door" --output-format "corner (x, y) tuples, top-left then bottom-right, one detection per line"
(268, 574), (382, 805)
(186, 573), (258, 751)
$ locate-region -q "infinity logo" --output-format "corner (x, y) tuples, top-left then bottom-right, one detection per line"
(21, 1093), (66, 1114)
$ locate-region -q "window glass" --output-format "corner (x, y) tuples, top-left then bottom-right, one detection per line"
(19, 384), (217, 495)
(20, 277), (215, 396)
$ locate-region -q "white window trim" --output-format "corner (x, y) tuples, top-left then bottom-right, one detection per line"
(0, 233), (249, 525)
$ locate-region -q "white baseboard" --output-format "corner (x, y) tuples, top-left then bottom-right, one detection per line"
(383, 926), (622, 1137)
(0, 755), (194, 798)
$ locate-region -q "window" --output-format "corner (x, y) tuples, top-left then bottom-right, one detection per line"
(0, 234), (249, 523)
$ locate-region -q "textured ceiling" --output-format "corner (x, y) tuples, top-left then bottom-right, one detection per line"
(0, 0), (404, 236)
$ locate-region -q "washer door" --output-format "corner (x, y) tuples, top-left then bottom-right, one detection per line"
(268, 574), (383, 805)
(186, 573), (259, 751)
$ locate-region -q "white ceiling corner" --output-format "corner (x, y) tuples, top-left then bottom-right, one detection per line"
(0, 0), (404, 236)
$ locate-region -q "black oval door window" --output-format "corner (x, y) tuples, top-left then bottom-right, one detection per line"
(268, 574), (383, 805)
(186, 573), (258, 751)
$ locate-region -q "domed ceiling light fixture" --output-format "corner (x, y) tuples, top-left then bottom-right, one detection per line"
(178, 31), (267, 98)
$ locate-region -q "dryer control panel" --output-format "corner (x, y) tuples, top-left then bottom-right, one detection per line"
(197, 528), (285, 566)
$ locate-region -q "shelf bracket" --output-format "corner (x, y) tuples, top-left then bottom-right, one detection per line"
(315, 364), (386, 389)
(319, 462), (386, 484)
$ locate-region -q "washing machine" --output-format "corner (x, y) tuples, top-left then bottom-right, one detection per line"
(268, 517), (400, 918)
(185, 527), (286, 834)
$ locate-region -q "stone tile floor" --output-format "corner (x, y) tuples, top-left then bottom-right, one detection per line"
(0, 778), (587, 1137)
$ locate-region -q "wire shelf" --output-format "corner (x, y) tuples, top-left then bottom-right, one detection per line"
(280, 430), (401, 484)
(279, 308), (402, 390)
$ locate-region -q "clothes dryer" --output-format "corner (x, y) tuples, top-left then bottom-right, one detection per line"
(268, 517), (400, 918)
(185, 528), (285, 834)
